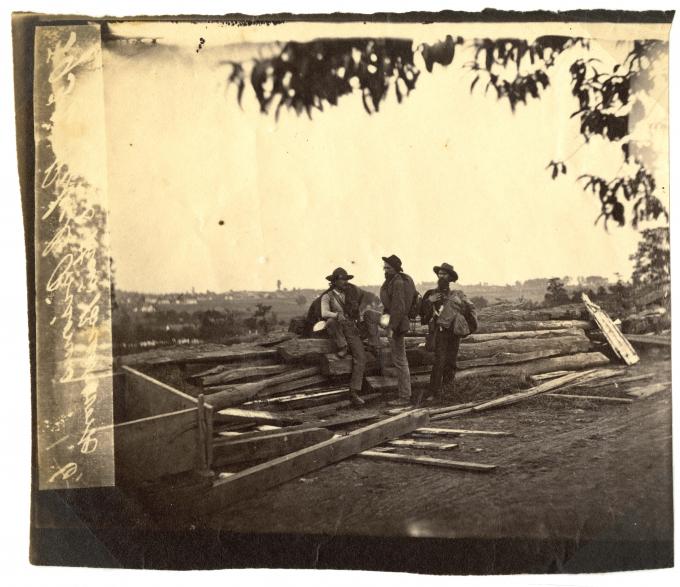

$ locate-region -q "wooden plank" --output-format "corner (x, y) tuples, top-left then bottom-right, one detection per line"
(212, 428), (333, 467)
(475, 320), (593, 334)
(385, 439), (459, 450)
(197, 395), (209, 472)
(595, 373), (654, 387)
(543, 393), (633, 404)
(457, 352), (611, 380)
(258, 385), (348, 403)
(205, 366), (321, 393)
(463, 328), (586, 343)
(457, 344), (591, 369)
(111, 408), (201, 485)
(458, 333), (590, 361)
(309, 411), (381, 428)
(163, 410), (430, 517)
(277, 338), (335, 362)
(203, 368), (325, 409)
(430, 408), (476, 421)
(189, 358), (277, 380)
(626, 382), (671, 399)
(217, 427), (302, 441)
(414, 427), (511, 437)
(427, 402), (479, 415)
(254, 332), (297, 347)
(624, 334), (671, 347)
(191, 364), (233, 379)
(201, 382), (264, 410)
(471, 367), (618, 412)
(387, 401), (478, 417)
(267, 388), (351, 410)
(122, 366), (197, 419)
(121, 345), (278, 367)
(201, 364), (293, 386)
(529, 370), (575, 383)
(358, 450), (496, 472)
(219, 403), (345, 423)
(478, 303), (585, 322)
(259, 374), (329, 398)
(215, 408), (304, 425)
(409, 321), (593, 335)
(273, 393), (381, 413)
(582, 293), (640, 365)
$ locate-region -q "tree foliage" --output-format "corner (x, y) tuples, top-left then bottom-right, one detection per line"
(222, 33), (667, 232)
(544, 277), (570, 307)
(629, 226), (670, 285)
(467, 36), (587, 111)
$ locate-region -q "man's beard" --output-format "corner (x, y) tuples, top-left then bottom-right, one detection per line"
(384, 271), (391, 280)
(437, 277), (450, 291)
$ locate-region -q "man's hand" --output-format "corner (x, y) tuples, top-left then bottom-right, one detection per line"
(337, 311), (347, 322)
(430, 293), (443, 303)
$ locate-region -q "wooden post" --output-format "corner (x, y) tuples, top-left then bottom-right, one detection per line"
(196, 394), (213, 477)
(178, 362), (188, 392)
(204, 402), (214, 470)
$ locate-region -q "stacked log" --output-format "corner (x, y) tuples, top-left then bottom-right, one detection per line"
(126, 302), (617, 463)
(318, 330), (593, 377)
(361, 303), (615, 391)
(364, 352), (610, 393)
(167, 301), (612, 412)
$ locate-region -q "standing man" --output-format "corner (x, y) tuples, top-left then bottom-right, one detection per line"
(320, 267), (371, 407)
(377, 254), (417, 405)
(418, 262), (477, 405)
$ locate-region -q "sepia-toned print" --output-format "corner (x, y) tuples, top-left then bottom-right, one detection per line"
(14, 10), (673, 574)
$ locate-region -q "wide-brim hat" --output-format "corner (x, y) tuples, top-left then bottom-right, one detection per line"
(382, 254), (403, 272)
(433, 262), (459, 282)
(326, 267), (354, 282)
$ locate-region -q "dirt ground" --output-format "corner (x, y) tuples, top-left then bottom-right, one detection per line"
(34, 350), (672, 571)
(190, 353), (672, 549)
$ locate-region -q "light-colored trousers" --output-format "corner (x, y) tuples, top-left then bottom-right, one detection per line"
(363, 309), (412, 399)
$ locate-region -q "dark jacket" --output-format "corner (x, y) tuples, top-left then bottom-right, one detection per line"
(380, 273), (416, 335)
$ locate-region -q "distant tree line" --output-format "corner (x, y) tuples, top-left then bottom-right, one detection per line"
(112, 303), (286, 352)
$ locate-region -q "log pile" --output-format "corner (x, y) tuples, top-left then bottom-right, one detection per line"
(125, 302), (626, 420)
(127, 299), (651, 517)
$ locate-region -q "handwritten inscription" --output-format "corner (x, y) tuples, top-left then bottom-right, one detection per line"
(35, 25), (115, 489)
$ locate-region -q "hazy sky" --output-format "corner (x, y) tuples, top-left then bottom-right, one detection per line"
(90, 21), (669, 292)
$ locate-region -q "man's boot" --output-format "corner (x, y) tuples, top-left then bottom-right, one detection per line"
(410, 388), (424, 408)
(348, 389), (365, 407)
